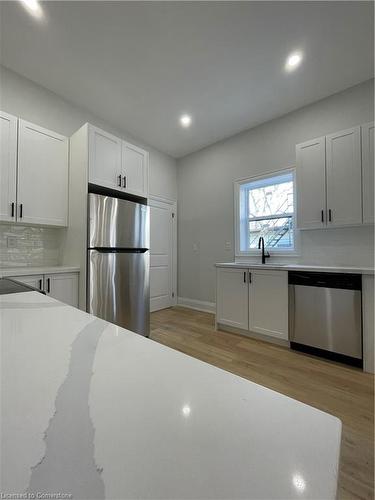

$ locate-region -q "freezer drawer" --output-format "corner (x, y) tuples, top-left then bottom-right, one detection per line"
(88, 193), (150, 249)
(87, 250), (150, 336)
(289, 284), (362, 359)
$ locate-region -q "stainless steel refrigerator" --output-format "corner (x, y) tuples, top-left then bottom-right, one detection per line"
(87, 193), (150, 337)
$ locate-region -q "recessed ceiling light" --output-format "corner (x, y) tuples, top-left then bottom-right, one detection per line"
(285, 51), (303, 72)
(18, 0), (44, 19)
(180, 114), (192, 128)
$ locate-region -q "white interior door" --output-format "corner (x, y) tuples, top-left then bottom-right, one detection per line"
(0, 111), (18, 222)
(149, 198), (176, 312)
(326, 126), (362, 227)
(17, 119), (68, 226)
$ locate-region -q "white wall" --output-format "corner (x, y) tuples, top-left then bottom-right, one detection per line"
(177, 79), (374, 304)
(0, 65), (177, 201)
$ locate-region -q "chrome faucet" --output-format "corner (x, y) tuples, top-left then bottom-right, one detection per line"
(258, 237), (270, 264)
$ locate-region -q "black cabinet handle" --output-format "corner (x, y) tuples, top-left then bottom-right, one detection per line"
(117, 175), (122, 187)
(243, 272), (246, 283)
(11, 202), (15, 217)
(321, 210), (324, 223)
(39, 279), (43, 290)
(123, 175), (127, 188)
(249, 272), (252, 284)
(46, 278), (50, 293)
(328, 209), (332, 222)
(19, 203), (23, 218)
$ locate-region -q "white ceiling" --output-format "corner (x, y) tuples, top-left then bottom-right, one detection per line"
(0, 1), (373, 158)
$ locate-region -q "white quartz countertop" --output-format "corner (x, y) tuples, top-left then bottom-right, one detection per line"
(1, 291), (341, 499)
(215, 262), (374, 274)
(0, 265), (80, 278)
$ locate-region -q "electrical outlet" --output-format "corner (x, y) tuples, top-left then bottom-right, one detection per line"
(225, 241), (232, 251)
(192, 243), (199, 252)
(7, 236), (18, 249)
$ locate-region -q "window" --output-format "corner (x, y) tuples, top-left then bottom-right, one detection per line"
(235, 170), (296, 254)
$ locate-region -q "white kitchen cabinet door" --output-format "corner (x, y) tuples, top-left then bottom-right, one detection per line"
(122, 141), (149, 197)
(0, 111), (18, 222)
(216, 268), (248, 330)
(326, 126), (362, 227)
(11, 274), (44, 292)
(296, 137), (326, 229)
(88, 125), (122, 191)
(248, 269), (288, 340)
(17, 120), (68, 226)
(45, 273), (79, 307)
(362, 122), (374, 224)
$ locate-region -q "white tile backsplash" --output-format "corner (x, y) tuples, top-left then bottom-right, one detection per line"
(0, 224), (63, 268)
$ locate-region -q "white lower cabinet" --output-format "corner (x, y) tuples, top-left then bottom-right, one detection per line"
(10, 272), (79, 307)
(248, 269), (288, 340)
(44, 273), (79, 307)
(216, 268), (249, 329)
(216, 267), (288, 342)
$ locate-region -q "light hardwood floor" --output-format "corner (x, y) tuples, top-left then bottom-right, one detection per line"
(150, 306), (374, 500)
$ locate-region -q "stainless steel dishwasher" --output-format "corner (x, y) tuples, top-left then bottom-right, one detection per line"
(289, 272), (362, 367)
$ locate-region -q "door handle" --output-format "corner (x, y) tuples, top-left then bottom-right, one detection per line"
(123, 175), (127, 188)
(39, 279), (43, 291)
(249, 272), (252, 284)
(321, 210), (324, 223)
(328, 209), (332, 222)
(117, 175), (122, 187)
(19, 203), (23, 218)
(46, 277), (51, 293)
(11, 202), (15, 217)
(243, 272), (246, 283)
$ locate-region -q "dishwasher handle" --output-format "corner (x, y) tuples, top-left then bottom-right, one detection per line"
(288, 271), (361, 290)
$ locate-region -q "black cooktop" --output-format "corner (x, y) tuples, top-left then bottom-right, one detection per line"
(0, 278), (45, 295)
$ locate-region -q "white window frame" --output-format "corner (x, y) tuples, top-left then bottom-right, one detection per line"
(234, 167), (299, 257)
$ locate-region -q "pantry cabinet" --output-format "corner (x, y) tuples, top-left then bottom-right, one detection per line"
(296, 124), (370, 229)
(0, 111), (17, 222)
(216, 268), (248, 329)
(326, 126), (362, 227)
(362, 122), (374, 224)
(0, 112), (69, 226)
(248, 269), (288, 340)
(87, 124), (149, 198)
(18, 120), (69, 226)
(11, 272), (79, 307)
(216, 267), (288, 341)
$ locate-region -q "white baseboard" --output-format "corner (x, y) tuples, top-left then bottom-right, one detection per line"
(177, 297), (216, 314)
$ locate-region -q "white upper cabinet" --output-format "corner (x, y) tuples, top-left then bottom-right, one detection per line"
(216, 268), (249, 330)
(0, 111), (18, 222)
(296, 137), (326, 229)
(122, 141), (149, 197)
(326, 126), (362, 227)
(17, 120), (69, 226)
(362, 122), (374, 224)
(87, 125), (149, 198)
(248, 269), (288, 341)
(88, 125), (122, 191)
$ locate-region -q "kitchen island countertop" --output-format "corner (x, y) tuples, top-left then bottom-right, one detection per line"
(1, 291), (341, 499)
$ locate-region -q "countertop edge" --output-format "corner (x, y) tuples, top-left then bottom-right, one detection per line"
(215, 263), (374, 275)
(0, 266), (80, 278)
